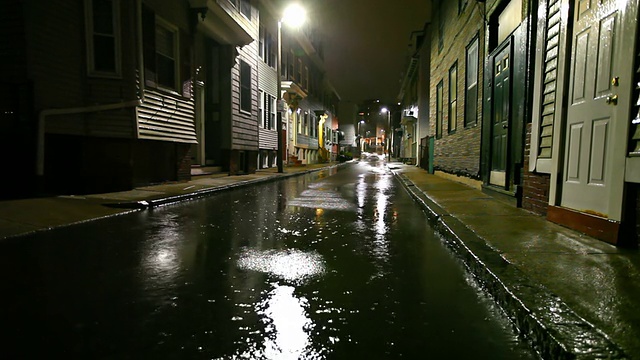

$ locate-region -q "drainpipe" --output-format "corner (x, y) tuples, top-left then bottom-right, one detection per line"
(36, 100), (142, 177)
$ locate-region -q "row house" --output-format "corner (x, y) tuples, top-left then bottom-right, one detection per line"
(191, 0), (259, 175)
(258, 0), (340, 167)
(398, 28), (431, 168)
(0, 0), (265, 198)
(0, 0), (344, 199)
(255, 0), (279, 169)
(404, 0), (640, 246)
(1, 0), (199, 196)
(527, 0), (640, 245)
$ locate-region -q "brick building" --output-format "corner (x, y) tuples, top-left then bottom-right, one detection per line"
(429, 1), (486, 182)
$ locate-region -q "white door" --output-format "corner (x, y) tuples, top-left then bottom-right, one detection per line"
(561, 0), (638, 220)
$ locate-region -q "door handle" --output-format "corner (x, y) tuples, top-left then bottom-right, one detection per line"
(606, 95), (618, 105)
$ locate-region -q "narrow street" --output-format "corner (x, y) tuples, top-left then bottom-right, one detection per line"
(0, 156), (535, 359)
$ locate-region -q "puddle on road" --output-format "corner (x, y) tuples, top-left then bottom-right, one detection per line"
(237, 248), (326, 284)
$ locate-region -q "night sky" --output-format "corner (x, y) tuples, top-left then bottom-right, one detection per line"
(303, 0), (431, 105)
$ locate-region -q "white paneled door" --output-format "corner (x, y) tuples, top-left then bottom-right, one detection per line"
(561, 0), (637, 220)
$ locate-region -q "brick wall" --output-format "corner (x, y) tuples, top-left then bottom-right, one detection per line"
(429, 1), (485, 179)
(176, 144), (192, 182)
(522, 123), (550, 216)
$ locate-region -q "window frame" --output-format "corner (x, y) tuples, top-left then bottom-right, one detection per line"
(259, 89), (265, 127)
(240, 60), (252, 113)
(154, 17), (179, 91)
(448, 62), (458, 133)
(436, 80), (444, 139)
(84, 0), (122, 78)
(458, 0), (468, 14)
(464, 36), (480, 127)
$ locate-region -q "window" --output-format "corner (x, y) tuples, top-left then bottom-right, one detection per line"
(262, 92), (275, 130)
(303, 111), (309, 135)
(240, 60), (251, 112)
(449, 63), (458, 133)
(259, 89), (264, 126)
(267, 33), (275, 68)
(142, 7), (179, 90)
(156, 22), (177, 89)
(436, 80), (443, 139)
(232, 0), (251, 18)
(465, 37), (479, 127)
(458, 0), (468, 14)
(85, 0), (121, 77)
(303, 66), (309, 90)
(269, 96), (275, 129)
(297, 58), (302, 83)
(438, 8), (444, 53)
(259, 26), (264, 59)
(288, 51), (295, 79)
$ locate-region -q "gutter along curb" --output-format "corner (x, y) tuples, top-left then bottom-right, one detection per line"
(392, 171), (627, 360)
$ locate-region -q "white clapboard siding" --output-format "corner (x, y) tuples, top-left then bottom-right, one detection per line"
(137, 88), (197, 143)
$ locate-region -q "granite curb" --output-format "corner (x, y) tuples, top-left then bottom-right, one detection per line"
(392, 171), (627, 360)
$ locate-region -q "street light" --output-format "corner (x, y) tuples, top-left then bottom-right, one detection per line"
(381, 107), (391, 161)
(276, 3), (306, 173)
(357, 120), (365, 154)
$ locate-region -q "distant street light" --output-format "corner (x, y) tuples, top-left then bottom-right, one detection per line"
(381, 107), (391, 161)
(277, 3), (306, 173)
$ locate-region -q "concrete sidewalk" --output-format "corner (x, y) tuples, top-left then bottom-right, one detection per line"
(0, 162), (341, 241)
(390, 162), (639, 359)
(1, 159), (638, 358)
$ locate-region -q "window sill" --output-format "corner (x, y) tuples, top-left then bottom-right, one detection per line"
(145, 83), (190, 100)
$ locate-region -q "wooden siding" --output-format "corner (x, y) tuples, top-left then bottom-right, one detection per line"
(258, 61), (277, 95)
(25, 0), (85, 109)
(137, 88), (197, 143)
(258, 56), (278, 150)
(229, 2), (259, 151)
(259, 128), (278, 150)
(537, 0), (561, 158)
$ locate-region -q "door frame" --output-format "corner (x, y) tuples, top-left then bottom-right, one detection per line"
(555, 0), (637, 222)
(487, 38), (514, 191)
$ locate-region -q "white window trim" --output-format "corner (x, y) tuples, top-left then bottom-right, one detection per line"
(84, 0), (122, 78)
(269, 94), (276, 131)
(259, 89), (265, 128)
(154, 16), (180, 92)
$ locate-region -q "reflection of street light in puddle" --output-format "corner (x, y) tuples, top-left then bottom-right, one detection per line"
(259, 284), (318, 359)
(236, 248), (326, 358)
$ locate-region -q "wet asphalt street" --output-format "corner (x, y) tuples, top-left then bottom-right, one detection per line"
(0, 156), (536, 359)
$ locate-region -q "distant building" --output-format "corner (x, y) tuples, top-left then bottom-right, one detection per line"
(337, 101), (358, 155)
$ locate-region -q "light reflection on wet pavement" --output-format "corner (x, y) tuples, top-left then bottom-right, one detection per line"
(0, 156), (536, 359)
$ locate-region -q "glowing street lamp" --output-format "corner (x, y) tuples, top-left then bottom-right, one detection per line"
(381, 107), (391, 161)
(276, 3), (306, 173)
